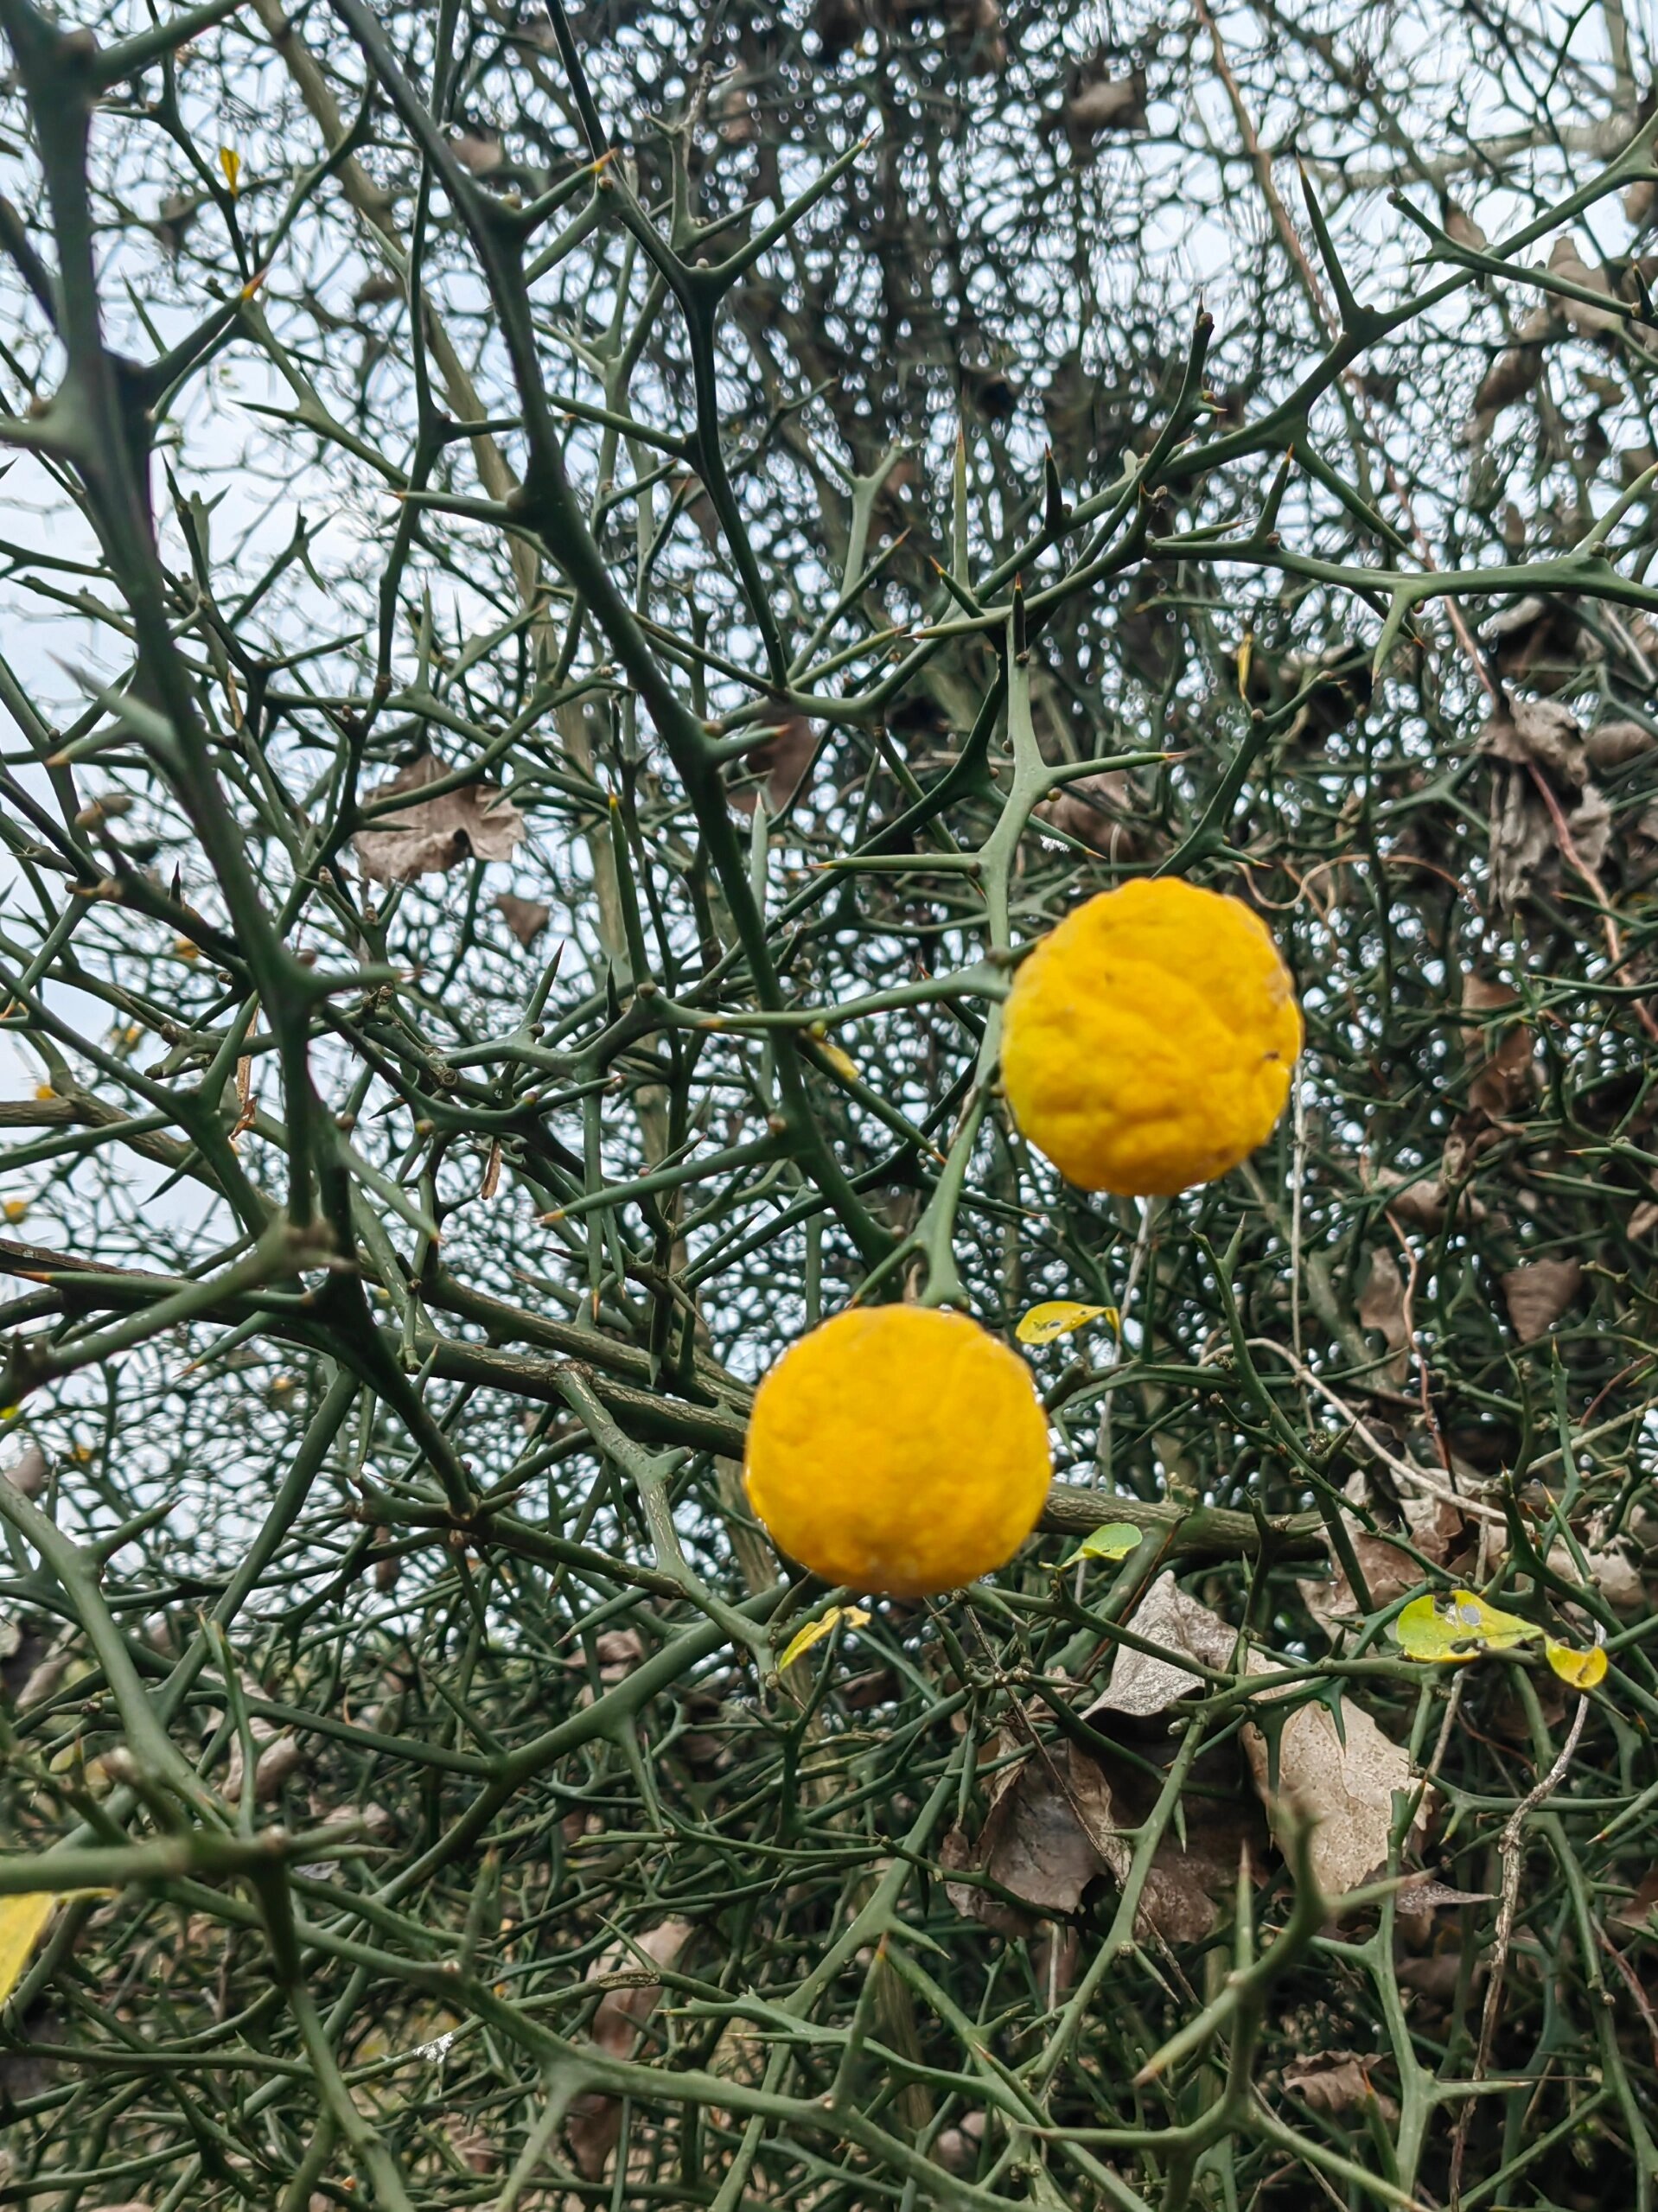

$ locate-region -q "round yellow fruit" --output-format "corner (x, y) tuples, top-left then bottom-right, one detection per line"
(1000, 877), (1302, 1196)
(743, 1305), (1052, 1598)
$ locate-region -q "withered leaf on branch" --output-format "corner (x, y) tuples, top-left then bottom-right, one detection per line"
(728, 711), (818, 819)
(1570, 1533), (1642, 1611)
(1483, 600), (1590, 696)
(941, 1734), (1111, 1932)
(566, 1919), (694, 2178)
(1482, 692), (1586, 780)
(1281, 2050), (1399, 2122)
(450, 128), (504, 176)
(1546, 231), (1622, 335)
(1355, 1246), (1411, 1386)
(354, 754), (526, 883)
(1032, 770), (1150, 859)
(1063, 67), (1149, 153)
(1472, 309), (1554, 420)
(1500, 1254), (1584, 1342)
(941, 1720), (1261, 1946)
(494, 892), (551, 946)
(1461, 971), (1536, 1120)
(1480, 696), (1609, 909)
(1586, 717), (1655, 768)
(1087, 1576), (1426, 1899)
(1374, 1170), (1489, 1233)
(3, 1442), (47, 1498)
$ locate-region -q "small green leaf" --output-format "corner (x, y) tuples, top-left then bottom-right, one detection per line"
(1059, 1521), (1144, 1568)
(1017, 1300), (1119, 1347)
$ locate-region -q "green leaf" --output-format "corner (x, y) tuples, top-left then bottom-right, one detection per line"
(1059, 1521), (1145, 1568)
(1393, 1588), (1539, 1664)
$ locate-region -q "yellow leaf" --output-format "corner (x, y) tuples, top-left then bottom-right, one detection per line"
(3, 1200), (27, 1224)
(220, 147), (241, 197)
(816, 1040), (858, 1082)
(778, 1604), (871, 1672)
(1059, 1520), (1145, 1568)
(1546, 1637), (1608, 1690)
(1016, 1300), (1119, 1347)
(0, 1894), (54, 2006)
(1394, 1588), (1539, 1664)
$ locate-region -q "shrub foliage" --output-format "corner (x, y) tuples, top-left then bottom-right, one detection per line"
(3, 1), (1658, 2206)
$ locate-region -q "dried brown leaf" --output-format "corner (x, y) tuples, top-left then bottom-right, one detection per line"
(1355, 1247), (1410, 1386)
(1461, 971), (1536, 1119)
(943, 1718), (1259, 1945)
(1481, 698), (1607, 908)
(494, 893), (551, 946)
(354, 754), (525, 883)
(1064, 68), (1148, 150)
(729, 711), (817, 818)
(1377, 1172), (1486, 1233)
(445, 2120), (494, 2174)
(1484, 602), (1591, 697)
(1482, 693), (1586, 780)
(224, 1720), (303, 1805)
(567, 1919), (694, 2177)
(594, 1628), (644, 1680)
(1547, 232), (1621, 335)
(1086, 1575), (1237, 1719)
(1473, 343), (1544, 419)
(1033, 770), (1148, 859)
(1546, 1537), (1644, 1615)
(1586, 717), (1655, 769)
(1298, 1489), (1471, 1645)
(1613, 1865), (1658, 1932)
(945, 1740), (1111, 1925)
(1247, 1698), (1423, 1899)
(1500, 1255), (1584, 1342)
(451, 130), (503, 176)
(1282, 2050), (1399, 2122)
(3, 1443), (47, 1499)
(1092, 1576), (1425, 1899)
(1088, 1743), (1267, 1946)
(1567, 784), (1612, 873)
(1629, 1198), (1658, 1240)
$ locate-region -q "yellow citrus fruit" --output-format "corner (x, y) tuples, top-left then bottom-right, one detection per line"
(1000, 877), (1302, 1196)
(743, 1305), (1051, 1598)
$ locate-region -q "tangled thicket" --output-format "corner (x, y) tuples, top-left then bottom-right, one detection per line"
(6, 0), (1658, 2206)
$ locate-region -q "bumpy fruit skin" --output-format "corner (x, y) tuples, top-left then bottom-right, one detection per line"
(1000, 877), (1302, 1196)
(743, 1306), (1052, 1598)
